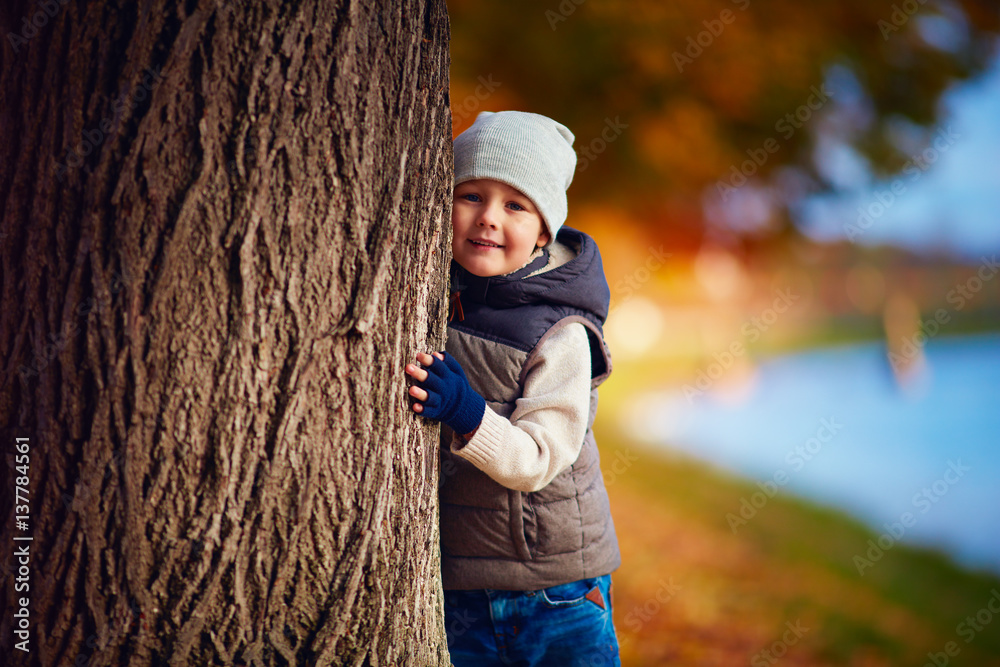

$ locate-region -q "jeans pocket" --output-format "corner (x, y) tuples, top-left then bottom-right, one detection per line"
(538, 577), (602, 608)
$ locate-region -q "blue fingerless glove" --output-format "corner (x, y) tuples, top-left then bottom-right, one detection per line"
(417, 353), (486, 436)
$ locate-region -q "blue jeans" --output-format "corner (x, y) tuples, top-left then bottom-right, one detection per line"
(444, 574), (621, 667)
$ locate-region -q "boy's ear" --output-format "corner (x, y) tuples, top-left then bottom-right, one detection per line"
(536, 227), (551, 248)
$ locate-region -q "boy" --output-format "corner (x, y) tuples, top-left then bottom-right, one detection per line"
(404, 111), (621, 666)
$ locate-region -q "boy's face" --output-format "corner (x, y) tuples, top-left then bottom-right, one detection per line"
(451, 179), (551, 277)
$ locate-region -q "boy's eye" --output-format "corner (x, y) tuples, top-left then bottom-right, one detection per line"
(507, 202), (525, 211)
(459, 193), (481, 203)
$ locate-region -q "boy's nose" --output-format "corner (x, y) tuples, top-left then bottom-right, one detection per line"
(477, 202), (502, 228)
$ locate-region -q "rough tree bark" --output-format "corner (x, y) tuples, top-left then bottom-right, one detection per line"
(1, 0), (453, 664)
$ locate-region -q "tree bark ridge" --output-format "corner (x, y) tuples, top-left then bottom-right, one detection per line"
(1, 0), (453, 664)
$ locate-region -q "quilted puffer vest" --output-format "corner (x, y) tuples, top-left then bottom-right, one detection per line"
(439, 227), (621, 590)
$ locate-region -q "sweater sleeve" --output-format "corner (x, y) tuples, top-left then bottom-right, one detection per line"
(448, 322), (592, 493)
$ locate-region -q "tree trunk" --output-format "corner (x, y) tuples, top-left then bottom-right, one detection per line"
(0, 0), (452, 664)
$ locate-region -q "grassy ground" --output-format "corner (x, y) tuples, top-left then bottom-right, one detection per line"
(597, 423), (1000, 666)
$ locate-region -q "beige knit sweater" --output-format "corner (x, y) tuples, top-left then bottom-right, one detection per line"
(447, 321), (592, 493)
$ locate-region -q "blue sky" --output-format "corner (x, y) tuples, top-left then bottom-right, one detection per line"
(797, 50), (1000, 260)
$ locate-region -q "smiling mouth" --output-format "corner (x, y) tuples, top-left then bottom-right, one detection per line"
(469, 239), (504, 248)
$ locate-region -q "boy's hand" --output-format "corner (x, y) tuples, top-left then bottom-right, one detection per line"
(404, 352), (485, 437)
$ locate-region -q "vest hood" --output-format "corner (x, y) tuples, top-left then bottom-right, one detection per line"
(450, 226), (611, 324)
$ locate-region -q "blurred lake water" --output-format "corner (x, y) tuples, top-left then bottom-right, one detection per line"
(628, 332), (1000, 574)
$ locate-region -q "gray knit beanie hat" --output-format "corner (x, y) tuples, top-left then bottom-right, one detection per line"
(453, 111), (577, 242)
